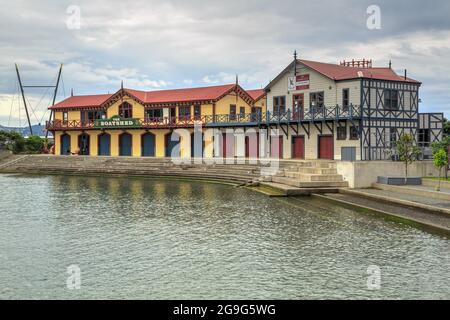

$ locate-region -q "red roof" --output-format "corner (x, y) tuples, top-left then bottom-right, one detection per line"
(51, 94), (113, 109)
(124, 84), (236, 104)
(50, 84), (262, 110)
(300, 59), (420, 83)
(246, 89), (265, 101)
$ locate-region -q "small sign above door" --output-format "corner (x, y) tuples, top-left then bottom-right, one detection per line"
(288, 74), (310, 91)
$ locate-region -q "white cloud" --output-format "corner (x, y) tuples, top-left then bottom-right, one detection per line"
(0, 0), (449, 124)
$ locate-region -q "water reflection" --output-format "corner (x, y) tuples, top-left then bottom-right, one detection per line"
(0, 173), (449, 300)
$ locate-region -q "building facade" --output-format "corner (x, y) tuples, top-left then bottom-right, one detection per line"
(264, 58), (443, 161)
(46, 57), (443, 161)
(47, 84), (267, 158)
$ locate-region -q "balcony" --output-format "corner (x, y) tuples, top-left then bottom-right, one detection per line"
(46, 105), (361, 131)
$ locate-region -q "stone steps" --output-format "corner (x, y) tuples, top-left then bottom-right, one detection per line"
(284, 172), (343, 182)
(294, 167), (337, 174)
(271, 176), (348, 188)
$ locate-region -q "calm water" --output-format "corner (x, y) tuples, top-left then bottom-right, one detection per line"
(0, 174), (448, 300)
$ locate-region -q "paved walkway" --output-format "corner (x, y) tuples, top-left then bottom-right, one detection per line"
(322, 193), (450, 231)
(405, 185), (450, 194)
(358, 188), (450, 210)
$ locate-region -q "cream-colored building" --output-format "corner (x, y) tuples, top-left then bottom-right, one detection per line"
(264, 57), (443, 161)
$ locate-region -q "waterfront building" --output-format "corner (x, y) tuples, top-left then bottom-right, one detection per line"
(46, 55), (444, 160)
(47, 83), (266, 158)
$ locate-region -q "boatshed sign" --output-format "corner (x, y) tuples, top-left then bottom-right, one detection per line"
(94, 116), (141, 129)
(288, 74), (310, 91)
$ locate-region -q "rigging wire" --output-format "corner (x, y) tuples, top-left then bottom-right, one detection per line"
(61, 73), (66, 98)
(25, 95), (40, 124)
(8, 80), (18, 127)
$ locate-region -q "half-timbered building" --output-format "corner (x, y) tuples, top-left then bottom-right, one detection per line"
(264, 56), (444, 160)
(46, 55), (443, 161)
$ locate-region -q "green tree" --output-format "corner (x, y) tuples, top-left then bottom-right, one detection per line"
(433, 148), (448, 191)
(444, 118), (450, 137)
(431, 136), (450, 179)
(0, 130), (25, 153)
(391, 133), (422, 184)
(24, 135), (45, 154)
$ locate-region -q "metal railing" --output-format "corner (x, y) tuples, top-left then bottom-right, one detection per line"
(46, 104), (361, 130)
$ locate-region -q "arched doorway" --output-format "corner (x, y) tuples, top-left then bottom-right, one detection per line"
(98, 133), (111, 156)
(165, 132), (180, 157)
(190, 132), (204, 158)
(141, 132), (155, 157)
(119, 132), (132, 156)
(78, 133), (90, 155)
(60, 134), (70, 155)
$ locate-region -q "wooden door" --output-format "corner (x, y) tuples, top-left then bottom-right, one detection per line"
(245, 133), (259, 158)
(293, 94), (304, 120)
(270, 136), (283, 159)
(318, 135), (334, 160)
(119, 133), (132, 156)
(141, 133), (155, 157)
(292, 136), (305, 159)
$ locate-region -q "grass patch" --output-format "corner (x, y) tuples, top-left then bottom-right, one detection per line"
(424, 177), (450, 182)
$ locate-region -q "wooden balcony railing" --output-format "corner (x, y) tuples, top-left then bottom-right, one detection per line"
(46, 105), (362, 130)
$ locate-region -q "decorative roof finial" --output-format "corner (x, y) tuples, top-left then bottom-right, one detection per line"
(294, 50), (297, 61)
(71, 88), (73, 97)
(121, 80), (124, 90)
(389, 60), (392, 69)
(236, 74), (238, 85)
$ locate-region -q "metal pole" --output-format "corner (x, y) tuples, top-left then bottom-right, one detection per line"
(15, 64), (33, 135)
(46, 64), (63, 138)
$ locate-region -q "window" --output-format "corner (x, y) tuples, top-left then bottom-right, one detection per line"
(119, 102), (133, 118)
(194, 105), (201, 120)
(145, 108), (163, 121)
(310, 92), (324, 112)
(179, 106), (191, 119)
(81, 110), (104, 124)
(350, 126), (359, 140)
(389, 128), (397, 146)
(342, 89), (350, 110)
(230, 104), (236, 120)
(384, 89), (399, 110)
(251, 107), (262, 122)
(337, 126), (347, 140)
(62, 111), (68, 122)
(239, 107), (245, 117)
(273, 96), (286, 114)
(418, 129), (430, 148)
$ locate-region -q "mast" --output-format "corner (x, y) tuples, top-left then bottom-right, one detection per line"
(45, 64), (63, 138)
(15, 64), (33, 135)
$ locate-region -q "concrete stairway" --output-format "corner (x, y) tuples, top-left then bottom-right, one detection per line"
(270, 161), (349, 188)
(0, 155), (269, 184)
(0, 156), (348, 195)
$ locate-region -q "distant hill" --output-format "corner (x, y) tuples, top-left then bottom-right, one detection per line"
(0, 124), (52, 137)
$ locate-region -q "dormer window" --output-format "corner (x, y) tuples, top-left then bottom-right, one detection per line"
(119, 102), (133, 118)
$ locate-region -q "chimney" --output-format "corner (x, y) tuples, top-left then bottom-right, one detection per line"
(404, 69), (407, 80)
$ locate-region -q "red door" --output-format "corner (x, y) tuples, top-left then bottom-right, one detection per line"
(293, 94), (304, 120)
(271, 136), (283, 159)
(318, 136), (334, 160)
(222, 133), (234, 158)
(292, 136), (305, 159)
(245, 133), (259, 158)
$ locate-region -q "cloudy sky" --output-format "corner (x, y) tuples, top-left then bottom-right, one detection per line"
(1, 0), (449, 126)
